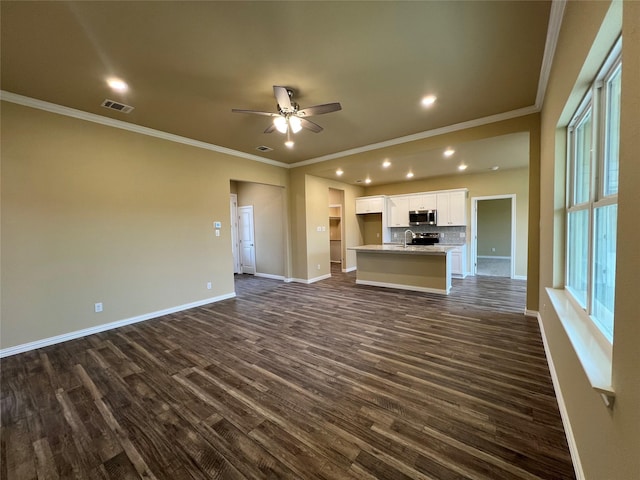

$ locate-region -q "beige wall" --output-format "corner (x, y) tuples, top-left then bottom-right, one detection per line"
(366, 167), (529, 278)
(538, 1), (640, 478)
(360, 214), (383, 245)
(301, 175), (364, 278)
(1, 101), (288, 349)
(477, 198), (512, 257)
(236, 182), (286, 277)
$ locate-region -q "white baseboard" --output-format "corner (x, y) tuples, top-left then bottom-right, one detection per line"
(536, 313), (585, 480)
(355, 279), (449, 295)
(513, 275), (527, 280)
(287, 273), (332, 284)
(342, 266), (357, 273)
(524, 309), (539, 318)
(254, 272), (285, 281)
(477, 255), (511, 260)
(0, 292), (236, 358)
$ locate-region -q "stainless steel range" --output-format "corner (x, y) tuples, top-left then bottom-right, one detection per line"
(411, 232), (440, 245)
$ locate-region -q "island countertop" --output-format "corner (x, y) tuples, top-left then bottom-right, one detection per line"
(348, 244), (457, 255)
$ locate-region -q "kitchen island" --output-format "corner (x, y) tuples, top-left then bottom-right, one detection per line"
(348, 244), (457, 294)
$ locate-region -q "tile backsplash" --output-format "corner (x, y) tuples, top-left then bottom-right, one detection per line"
(389, 225), (467, 245)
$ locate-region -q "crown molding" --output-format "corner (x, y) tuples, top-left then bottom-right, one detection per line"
(291, 104), (539, 168)
(536, 0), (567, 109)
(0, 91), (290, 169)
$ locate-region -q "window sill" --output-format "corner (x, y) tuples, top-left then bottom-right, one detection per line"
(546, 288), (615, 407)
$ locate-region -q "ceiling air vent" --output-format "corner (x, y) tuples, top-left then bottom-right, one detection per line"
(255, 145), (273, 152)
(101, 99), (134, 114)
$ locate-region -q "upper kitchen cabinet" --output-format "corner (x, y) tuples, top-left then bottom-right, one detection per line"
(437, 190), (467, 226)
(387, 195), (410, 227)
(408, 193), (437, 211)
(355, 195), (385, 214)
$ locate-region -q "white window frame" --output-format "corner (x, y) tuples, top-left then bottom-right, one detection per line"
(565, 37), (621, 344)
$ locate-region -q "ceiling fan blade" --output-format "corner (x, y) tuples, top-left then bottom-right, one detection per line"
(273, 86), (293, 112)
(297, 102), (342, 117)
(264, 124), (276, 133)
(232, 109), (278, 117)
(300, 117), (323, 133)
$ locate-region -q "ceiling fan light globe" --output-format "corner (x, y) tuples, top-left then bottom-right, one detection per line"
(274, 116), (288, 134)
(289, 116), (302, 133)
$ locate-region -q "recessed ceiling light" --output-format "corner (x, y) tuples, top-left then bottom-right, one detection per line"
(444, 148), (455, 157)
(490, 165), (500, 171)
(458, 164), (467, 171)
(421, 95), (437, 107)
(336, 169), (344, 176)
(365, 178), (372, 184)
(107, 78), (128, 92)
(406, 172), (414, 178)
(382, 160), (391, 168)
(285, 140), (294, 148)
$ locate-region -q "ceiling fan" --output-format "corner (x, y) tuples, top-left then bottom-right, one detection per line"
(232, 86), (342, 147)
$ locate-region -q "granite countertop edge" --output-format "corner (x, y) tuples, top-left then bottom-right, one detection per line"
(348, 244), (457, 255)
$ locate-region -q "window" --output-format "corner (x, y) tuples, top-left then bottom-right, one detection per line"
(566, 38), (621, 343)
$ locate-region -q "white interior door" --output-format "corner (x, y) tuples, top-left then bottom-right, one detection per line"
(238, 205), (256, 275)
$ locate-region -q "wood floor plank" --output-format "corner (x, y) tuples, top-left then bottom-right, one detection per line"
(1, 267), (575, 479)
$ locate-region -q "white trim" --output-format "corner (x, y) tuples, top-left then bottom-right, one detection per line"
(470, 194), (517, 279)
(254, 272), (286, 281)
(545, 288), (614, 398)
(2, 90), (545, 172)
(477, 255), (511, 260)
(0, 91), (288, 168)
(355, 279), (449, 295)
(536, 311), (586, 480)
(342, 266), (357, 273)
(289, 273), (332, 284)
(292, 106), (539, 168)
(0, 293), (236, 358)
(536, 1), (567, 109)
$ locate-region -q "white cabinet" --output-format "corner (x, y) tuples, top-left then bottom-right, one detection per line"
(408, 193), (437, 211)
(437, 190), (467, 226)
(387, 196), (410, 227)
(356, 196), (384, 214)
(449, 245), (467, 277)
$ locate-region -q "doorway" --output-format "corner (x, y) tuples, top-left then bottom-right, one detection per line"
(238, 205), (256, 275)
(230, 194), (241, 273)
(329, 204), (342, 265)
(329, 188), (346, 272)
(471, 195), (515, 278)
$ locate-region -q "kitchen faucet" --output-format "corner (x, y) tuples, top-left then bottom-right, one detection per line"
(404, 229), (414, 248)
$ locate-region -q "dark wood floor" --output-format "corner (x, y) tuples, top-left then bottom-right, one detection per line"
(1, 267), (575, 479)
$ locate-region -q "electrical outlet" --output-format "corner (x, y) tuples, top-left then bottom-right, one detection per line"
(317, 264), (321, 270)
(316, 226), (321, 232)
(215, 229), (220, 237)
(94, 302), (103, 313)
(492, 247), (496, 252)
(207, 282), (212, 290)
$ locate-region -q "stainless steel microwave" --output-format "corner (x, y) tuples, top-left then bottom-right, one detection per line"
(409, 210), (437, 225)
